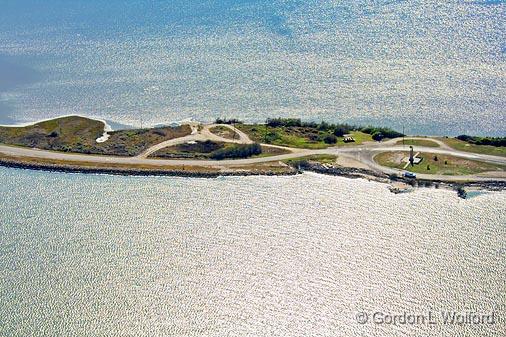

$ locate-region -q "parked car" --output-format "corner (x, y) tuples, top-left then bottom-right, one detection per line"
(403, 172), (417, 179)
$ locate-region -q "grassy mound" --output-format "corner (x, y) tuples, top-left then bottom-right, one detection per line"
(0, 116), (192, 156)
(0, 116), (104, 150)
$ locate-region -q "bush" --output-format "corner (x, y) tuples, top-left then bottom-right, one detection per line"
(264, 131), (281, 143)
(323, 134), (337, 144)
(318, 121), (330, 131)
(456, 135), (473, 142)
(178, 140), (223, 153)
(333, 126), (347, 137)
(362, 126), (404, 140)
(215, 118), (243, 125)
(210, 143), (262, 160)
(153, 129), (166, 136)
(266, 118), (302, 128)
(372, 132), (384, 141)
(456, 135), (506, 147)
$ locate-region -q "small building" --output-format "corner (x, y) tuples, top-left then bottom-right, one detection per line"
(343, 136), (355, 143)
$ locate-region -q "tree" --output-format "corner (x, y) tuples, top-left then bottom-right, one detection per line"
(323, 134), (337, 144)
(333, 126), (347, 137)
(372, 132), (384, 141)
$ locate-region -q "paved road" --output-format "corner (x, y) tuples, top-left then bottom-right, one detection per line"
(0, 133), (505, 181)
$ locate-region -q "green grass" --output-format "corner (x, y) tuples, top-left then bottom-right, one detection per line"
(337, 131), (374, 145)
(236, 125), (373, 149)
(439, 138), (506, 157)
(375, 151), (505, 175)
(236, 124), (329, 149)
(394, 138), (440, 147)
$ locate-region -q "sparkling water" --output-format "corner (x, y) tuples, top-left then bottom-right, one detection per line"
(0, 0), (505, 135)
(0, 168), (504, 336)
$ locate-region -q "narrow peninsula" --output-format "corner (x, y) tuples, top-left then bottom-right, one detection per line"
(1, 116), (505, 193)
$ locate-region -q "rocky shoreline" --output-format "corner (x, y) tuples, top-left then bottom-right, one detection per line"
(296, 162), (506, 196)
(0, 157), (298, 178)
(1, 157), (505, 197)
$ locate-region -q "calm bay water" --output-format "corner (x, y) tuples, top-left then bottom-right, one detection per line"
(0, 0), (505, 135)
(0, 167), (505, 336)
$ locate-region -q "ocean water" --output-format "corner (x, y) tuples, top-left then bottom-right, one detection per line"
(0, 0), (505, 135)
(0, 167), (505, 336)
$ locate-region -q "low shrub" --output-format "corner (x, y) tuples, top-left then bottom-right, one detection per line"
(215, 118), (243, 125)
(210, 143), (262, 160)
(456, 135), (506, 147)
(362, 126), (404, 141)
(323, 134), (338, 144)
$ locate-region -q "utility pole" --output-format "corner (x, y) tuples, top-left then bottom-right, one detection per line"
(403, 125), (405, 147)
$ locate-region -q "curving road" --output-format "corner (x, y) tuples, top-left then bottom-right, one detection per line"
(137, 123), (253, 158)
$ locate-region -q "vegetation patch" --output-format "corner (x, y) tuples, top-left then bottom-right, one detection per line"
(150, 141), (264, 160)
(237, 118), (377, 149)
(209, 126), (239, 140)
(456, 135), (506, 147)
(360, 126), (404, 141)
(98, 126), (192, 156)
(375, 151), (505, 175)
(284, 154), (338, 166)
(214, 118), (243, 125)
(0, 116), (104, 149)
(394, 139), (440, 147)
(149, 140), (225, 159)
(0, 116), (192, 157)
(210, 143), (262, 160)
(440, 138), (506, 157)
